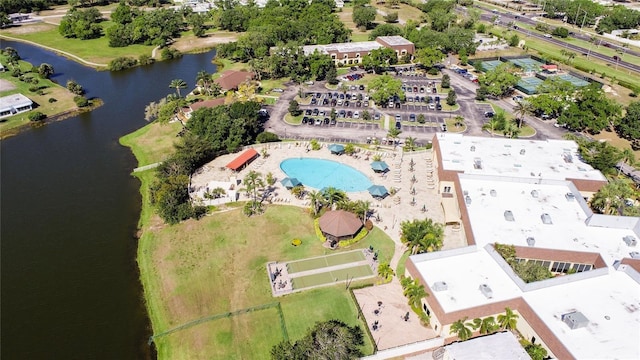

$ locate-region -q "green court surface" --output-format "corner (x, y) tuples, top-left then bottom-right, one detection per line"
(291, 265), (373, 289)
(287, 250), (365, 274)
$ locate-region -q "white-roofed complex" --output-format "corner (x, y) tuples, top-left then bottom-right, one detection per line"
(0, 93), (33, 118)
(405, 134), (640, 360)
(301, 36), (414, 67)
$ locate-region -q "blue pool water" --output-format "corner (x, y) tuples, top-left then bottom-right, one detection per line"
(280, 158), (373, 192)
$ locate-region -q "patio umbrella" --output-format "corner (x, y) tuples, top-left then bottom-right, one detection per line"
(370, 161), (389, 172)
(280, 177), (301, 189)
(328, 144), (345, 154)
(368, 185), (389, 199)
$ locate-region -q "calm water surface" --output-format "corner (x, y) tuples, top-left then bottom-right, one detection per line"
(1, 41), (217, 359)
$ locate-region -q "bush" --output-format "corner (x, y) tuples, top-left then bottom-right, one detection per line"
(161, 47), (182, 61)
(74, 96), (89, 107)
(28, 86), (40, 92)
(310, 139), (321, 150)
(108, 56), (138, 71)
(338, 228), (368, 247)
(364, 219), (373, 230)
(28, 111), (46, 121)
(552, 26), (569, 38)
(138, 54), (155, 66)
(441, 74), (450, 88)
(48, 97), (57, 103)
(427, 67), (439, 75)
(256, 131), (280, 143)
(314, 218), (327, 242)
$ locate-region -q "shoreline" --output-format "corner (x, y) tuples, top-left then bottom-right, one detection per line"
(0, 99), (103, 140)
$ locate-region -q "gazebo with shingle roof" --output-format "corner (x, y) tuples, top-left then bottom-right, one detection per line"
(318, 210), (363, 244)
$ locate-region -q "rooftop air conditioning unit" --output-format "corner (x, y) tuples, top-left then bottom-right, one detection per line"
(531, 190), (539, 198)
(541, 213), (553, 225)
(623, 236), (637, 247)
(527, 237), (536, 246)
(473, 158), (483, 170)
(433, 281), (448, 291)
(565, 192), (576, 201)
(479, 284), (493, 299)
(504, 210), (515, 222)
(465, 195), (472, 205)
(470, 145), (476, 152)
(490, 189), (497, 197)
(630, 251), (640, 259)
(562, 311), (589, 330)
(520, 148), (526, 155)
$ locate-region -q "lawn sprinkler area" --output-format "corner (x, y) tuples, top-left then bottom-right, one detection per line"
(268, 249), (379, 296)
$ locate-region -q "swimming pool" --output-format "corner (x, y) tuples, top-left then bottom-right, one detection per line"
(280, 158), (372, 192)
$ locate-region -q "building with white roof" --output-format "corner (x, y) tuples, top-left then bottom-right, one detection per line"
(0, 93), (33, 118)
(404, 134), (640, 360)
(434, 331), (531, 360)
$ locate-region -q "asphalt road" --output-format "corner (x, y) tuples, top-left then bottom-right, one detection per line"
(472, 5), (640, 73)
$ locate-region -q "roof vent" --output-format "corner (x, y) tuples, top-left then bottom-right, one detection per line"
(630, 251), (640, 259)
(433, 281), (448, 291)
(490, 189), (497, 197)
(465, 195), (472, 205)
(504, 210), (515, 222)
(479, 284), (493, 299)
(565, 192), (576, 201)
(541, 213), (552, 224)
(562, 311), (589, 330)
(623, 235), (637, 247)
(473, 157), (482, 170)
(531, 190), (539, 198)
(520, 148), (526, 155)
(527, 237), (536, 246)
(470, 145), (476, 152)
(562, 152), (573, 163)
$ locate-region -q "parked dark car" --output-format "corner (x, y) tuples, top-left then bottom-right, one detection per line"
(305, 109), (312, 115)
(395, 121), (402, 129)
(359, 85), (365, 90)
(484, 111), (495, 118)
(324, 117), (330, 124)
(313, 108), (319, 116)
(302, 117), (309, 124)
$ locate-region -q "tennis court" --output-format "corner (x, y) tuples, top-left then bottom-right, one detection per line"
(549, 74), (590, 87)
(517, 76), (544, 95)
(508, 57), (544, 72)
(287, 250), (366, 274)
(479, 60), (503, 72)
(291, 264), (374, 289)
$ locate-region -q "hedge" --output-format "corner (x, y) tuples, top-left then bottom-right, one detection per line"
(338, 227), (369, 248)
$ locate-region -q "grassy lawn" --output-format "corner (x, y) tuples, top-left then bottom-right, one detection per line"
(0, 56), (78, 137)
(259, 78), (289, 94)
(135, 204), (392, 359)
(3, 22), (155, 66)
(122, 120), (396, 358)
(395, 250), (410, 277)
(285, 113), (303, 125)
(119, 121), (182, 166)
(445, 118), (466, 133)
(372, 3), (424, 24)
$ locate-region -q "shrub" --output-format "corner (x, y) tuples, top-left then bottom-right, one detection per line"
(28, 86), (40, 92)
(108, 57), (138, 71)
(310, 139), (321, 150)
(161, 47), (182, 61)
(256, 131), (280, 143)
(11, 68), (21, 77)
(314, 219), (327, 242)
(441, 74), (450, 88)
(427, 67), (439, 75)
(28, 111), (46, 121)
(552, 26), (569, 38)
(74, 96), (89, 107)
(364, 219), (373, 230)
(48, 98), (57, 103)
(138, 54), (155, 66)
(338, 228), (369, 247)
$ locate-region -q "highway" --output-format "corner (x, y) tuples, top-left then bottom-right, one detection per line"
(468, 4), (640, 74)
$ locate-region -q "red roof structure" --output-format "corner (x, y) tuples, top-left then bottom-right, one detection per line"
(226, 148), (259, 171)
(542, 64), (558, 72)
(214, 70), (254, 91)
(319, 210), (363, 241)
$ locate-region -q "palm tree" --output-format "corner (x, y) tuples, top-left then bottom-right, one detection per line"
(467, 318), (482, 331)
(308, 190), (325, 216)
(482, 118), (500, 136)
(513, 101), (533, 128)
(195, 70), (213, 96)
(400, 218), (444, 254)
(502, 121), (520, 138)
(352, 200), (370, 222)
(479, 316), (498, 334)
(387, 127), (402, 142)
(322, 187), (347, 210)
(377, 261), (395, 280)
(590, 179), (634, 215)
(169, 78), (187, 98)
(402, 278), (427, 309)
(453, 115), (465, 129)
(621, 148), (636, 167)
(498, 307), (519, 330)
(450, 317), (473, 341)
(405, 137), (416, 152)
(241, 170), (265, 215)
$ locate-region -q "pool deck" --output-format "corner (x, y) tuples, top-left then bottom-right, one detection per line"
(191, 142), (468, 274)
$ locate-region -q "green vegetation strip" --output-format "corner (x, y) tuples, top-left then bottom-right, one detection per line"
(292, 265), (373, 289)
(287, 250), (365, 273)
(149, 302), (283, 344)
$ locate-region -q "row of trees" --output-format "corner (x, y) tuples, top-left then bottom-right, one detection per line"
(449, 307), (519, 341)
(540, 0), (639, 34)
(271, 320), (364, 359)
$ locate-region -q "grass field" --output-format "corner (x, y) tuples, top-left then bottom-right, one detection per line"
(0, 55), (78, 137)
(119, 121), (182, 166)
(121, 122), (395, 358)
(287, 250), (365, 273)
(291, 264), (373, 289)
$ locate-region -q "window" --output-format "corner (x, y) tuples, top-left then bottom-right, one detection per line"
(443, 186), (451, 193)
(551, 261), (571, 273)
(356, 53), (360, 58)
